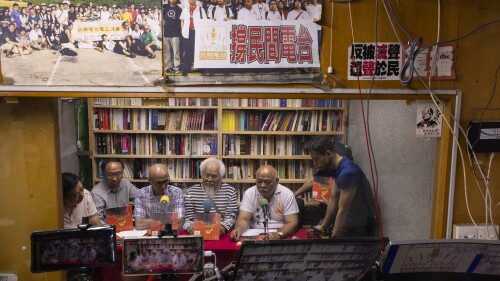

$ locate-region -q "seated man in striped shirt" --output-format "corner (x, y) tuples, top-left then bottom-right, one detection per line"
(183, 158), (238, 235)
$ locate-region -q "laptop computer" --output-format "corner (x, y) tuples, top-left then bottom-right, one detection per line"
(233, 237), (388, 281)
(382, 239), (500, 281)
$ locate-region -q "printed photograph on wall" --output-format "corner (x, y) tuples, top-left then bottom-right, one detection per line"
(0, 1), (162, 86)
(162, 0), (323, 85)
(416, 100), (442, 138)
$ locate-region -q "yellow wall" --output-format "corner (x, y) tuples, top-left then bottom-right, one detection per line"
(0, 98), (63, 281)
(321, 0), (500, 233)
(0, 0), (499, 277)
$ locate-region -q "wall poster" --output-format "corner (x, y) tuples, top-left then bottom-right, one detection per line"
(1, 2), (162, 86)
(0, 0), (323, 86)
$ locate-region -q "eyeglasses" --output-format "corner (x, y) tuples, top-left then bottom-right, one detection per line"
(105, 171), (123, 179)
(153, 179), (170, 186)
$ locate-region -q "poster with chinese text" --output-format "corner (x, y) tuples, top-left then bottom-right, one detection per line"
(348, 42), (402, 80)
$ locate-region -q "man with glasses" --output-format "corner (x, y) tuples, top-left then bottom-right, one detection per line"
(230, 165), (299, 241)
(183, 158), (238, 236)
(91, 159), (139, 224)
(133, 163), (184, 230)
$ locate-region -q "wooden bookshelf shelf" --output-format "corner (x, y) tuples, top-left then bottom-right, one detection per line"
(88, 97), (347, 206)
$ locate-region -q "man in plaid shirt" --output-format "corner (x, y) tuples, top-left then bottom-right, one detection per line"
(133, 163), (184, 230)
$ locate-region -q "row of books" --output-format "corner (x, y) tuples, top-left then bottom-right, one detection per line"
(93, 98), (218, 107)
(98, 158), (207, 180)
(223, 159), (313, 180)
(221, 98), (344, 108)
(223, 135), (320, 156)
(93, 109), (217, 131)
(221, 110), (344, 132)
(95, 134), (218, 156)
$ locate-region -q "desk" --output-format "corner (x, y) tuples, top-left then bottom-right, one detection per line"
(95, 229), (309, 281)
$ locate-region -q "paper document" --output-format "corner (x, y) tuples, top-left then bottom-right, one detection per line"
(117, 229), (147, 238)
(242, 228), (277, 237)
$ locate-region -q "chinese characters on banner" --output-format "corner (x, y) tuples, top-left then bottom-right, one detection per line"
(74, 20), (126, 41)
(194, 20), (321, 69)
(402, 42), (456, 80)
(416, 101), (442, 138)
(348, 42), (402, 80)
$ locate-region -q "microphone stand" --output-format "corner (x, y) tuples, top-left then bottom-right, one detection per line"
(263, 207), (269, 235)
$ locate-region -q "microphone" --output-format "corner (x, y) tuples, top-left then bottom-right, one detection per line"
(160, 195), (170, 212)
(203, 199), (213, 213)
(260, 198), (269, 234)
(203, 199), (213, 222)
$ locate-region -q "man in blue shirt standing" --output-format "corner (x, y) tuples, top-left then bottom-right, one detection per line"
(309, 136), (378, 238)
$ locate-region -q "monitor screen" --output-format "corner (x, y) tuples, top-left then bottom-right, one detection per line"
(233, 237), (388, 281)
(382, 239), (500, 281)
(122, 235), (204, 276)
(31, 226), (117, 273)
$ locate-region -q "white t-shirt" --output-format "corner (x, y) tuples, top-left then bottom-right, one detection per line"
(179, 6), (207, 39)
(306, 3), (322, 22)
(209, 5), (233, 21)
(239, 184), (299, 229)
(252, 3), (269, 20)
(287, 9), (311, 21)
(265, 10), (282, 22)
(64, 189), (99, 229)
(237, 8), (260, 20)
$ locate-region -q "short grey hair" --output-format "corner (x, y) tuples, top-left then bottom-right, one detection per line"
(199, 158), (226, 177)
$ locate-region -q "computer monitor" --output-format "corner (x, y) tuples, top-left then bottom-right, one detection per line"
(122, 235), (204, 276)
(233, 237), (388, 281)
(31, 226), (117, 273)
(382, 239), (500, 281)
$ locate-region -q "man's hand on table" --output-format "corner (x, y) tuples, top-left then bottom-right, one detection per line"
(220, 225), (227, 235)
(230, 228), (243, 241)
(266, 232), (282, 240)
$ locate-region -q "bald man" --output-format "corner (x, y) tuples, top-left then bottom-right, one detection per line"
(231, 165), (299, 241)
(133, 163), (184, 230)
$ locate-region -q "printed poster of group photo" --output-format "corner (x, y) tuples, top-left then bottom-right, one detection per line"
(0, 0), (323, 86)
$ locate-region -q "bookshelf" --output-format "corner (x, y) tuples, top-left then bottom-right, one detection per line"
(88, 97), (347, 207)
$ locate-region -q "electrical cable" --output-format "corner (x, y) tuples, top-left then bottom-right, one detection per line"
(382, 0), (499, 238)
(329, 0), (335, 72)
(347, 0), (385, 251)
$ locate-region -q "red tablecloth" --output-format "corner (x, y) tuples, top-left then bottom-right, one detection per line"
(95, 228), (309, 281)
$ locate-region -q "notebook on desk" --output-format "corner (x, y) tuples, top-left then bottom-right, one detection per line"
(233, 237), (388, 281)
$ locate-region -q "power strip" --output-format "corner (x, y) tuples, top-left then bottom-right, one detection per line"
(453, 223), (499, 240)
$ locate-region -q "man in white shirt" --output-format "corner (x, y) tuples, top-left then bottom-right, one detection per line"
(179, 0), (207, 75)
(287, 0), (311, 21)
(99, 4), (111, 20)
(209, 0), (233, 21)
(28, 24), (45, 50)
(252, 0), (269, 20)
(230, 165), (299, 241)
(172, 250), (187, 268)
(306, 0), (322, 23)
(237, 0), (259, 20)
(265, 0), (283, 21)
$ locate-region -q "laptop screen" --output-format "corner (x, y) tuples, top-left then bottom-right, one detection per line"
(31, 226), (117, 273)
(233, 237), (388, 281)
(122, 235), (204, 276)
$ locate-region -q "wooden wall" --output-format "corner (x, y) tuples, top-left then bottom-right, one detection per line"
(320, 0), (500, 236)
(0, 0), (499, 278)
(0, 98), (63, 281)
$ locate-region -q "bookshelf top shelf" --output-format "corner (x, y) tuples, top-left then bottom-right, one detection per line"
(222, 106), (346, 111)
(92, 130), (218, 134)
(221, 155), (311, 160)
(221, 131), (344, 135)
(92, 105), (218, 110)
(92, 154), (215, 159)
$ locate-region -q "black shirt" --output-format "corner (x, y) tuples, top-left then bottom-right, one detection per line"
(163, 4), (182, 38)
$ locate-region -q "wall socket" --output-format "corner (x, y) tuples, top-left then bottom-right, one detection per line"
(453, 223), (499, 240)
